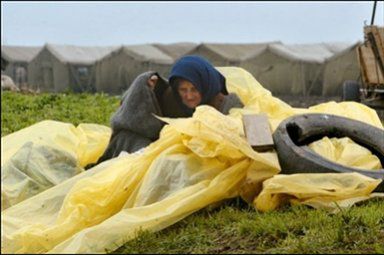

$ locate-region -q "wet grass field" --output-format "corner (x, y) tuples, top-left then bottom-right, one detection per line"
(2, 91), (383, 254)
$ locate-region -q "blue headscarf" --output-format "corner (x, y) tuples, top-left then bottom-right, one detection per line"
(169, 55), (228, 108)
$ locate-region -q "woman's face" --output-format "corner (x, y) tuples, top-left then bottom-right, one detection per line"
(177, 80), (202, 109)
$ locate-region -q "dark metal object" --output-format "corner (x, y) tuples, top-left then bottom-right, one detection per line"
(273, 113), (384, 192)
(371, 1), (377, 25)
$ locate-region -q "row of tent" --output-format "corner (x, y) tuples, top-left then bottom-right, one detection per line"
(1, 41), (361, 96)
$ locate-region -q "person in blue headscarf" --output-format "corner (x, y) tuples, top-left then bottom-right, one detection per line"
(156, 55), (243, 117)
(93, 55), (243, 166)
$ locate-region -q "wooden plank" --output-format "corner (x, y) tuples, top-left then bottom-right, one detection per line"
(358, 44), (384, 84)
(371, 26), (384, 73)
(371, 26), (384, 50)
(242, 114), (274, 152)
(361, 26), (384, 86)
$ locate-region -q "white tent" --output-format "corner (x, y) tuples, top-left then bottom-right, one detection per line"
(242, 43), (351, 96)
(1, 45), (42, 88)
(28, 44), (117, 92)
(152, 42), (198, 61)
(95, 44), (174, 94)
(322, 42), (361, 96)
(184, 42), (276, 67)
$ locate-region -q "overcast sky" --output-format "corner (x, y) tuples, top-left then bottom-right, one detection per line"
(2, 1), (384, 46)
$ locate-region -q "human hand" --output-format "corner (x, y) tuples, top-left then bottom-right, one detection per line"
(147, 75), (158, 90)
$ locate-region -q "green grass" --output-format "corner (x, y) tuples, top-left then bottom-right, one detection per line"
(112, 199), (384, 254)
(2, 91), (384, 254)
(1, 91), (120, 136)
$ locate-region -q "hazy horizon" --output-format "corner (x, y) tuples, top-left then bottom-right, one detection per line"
(2, 1), (384, 47)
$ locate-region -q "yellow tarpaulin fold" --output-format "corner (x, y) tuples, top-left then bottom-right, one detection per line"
(254, 172), (382, 213)
(1, 121), (111, 210)
(1, 67), (383, 254)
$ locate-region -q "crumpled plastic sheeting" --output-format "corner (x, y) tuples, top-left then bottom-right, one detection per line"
(254, 173), (383, 213)
(253, 136), (384, 213)
(309, 137), (382, 170)
(1, 67), (383, 254)
(2, 114), (272, 254)
(218, 67), (383, 132)
(1, 121), (111, 210)
(218, 67), (383, 206)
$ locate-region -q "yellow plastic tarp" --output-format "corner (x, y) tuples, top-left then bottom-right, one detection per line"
(1, 67), (383, 254)
(254, 173), (383, 213)
(1, 121), (111, 210)
(309, 137), (382, 170)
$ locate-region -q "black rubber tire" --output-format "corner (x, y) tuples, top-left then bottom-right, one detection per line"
(342, 80), (360, 102)
(273, 113), (384, 192)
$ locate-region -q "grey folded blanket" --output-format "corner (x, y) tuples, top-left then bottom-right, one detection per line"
(94, 71), (166, 165)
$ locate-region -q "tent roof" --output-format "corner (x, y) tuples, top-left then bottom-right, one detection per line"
(120, 44), (174, 64)
(152, 42), (198, 60)
(1, 45), (42, 62)
(268, 43), (336, 63)
(321, 42), (355, 54)
(45, 44), (118, 65)
(194, 42), (281, 61)
(324, 41), (361, 61)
